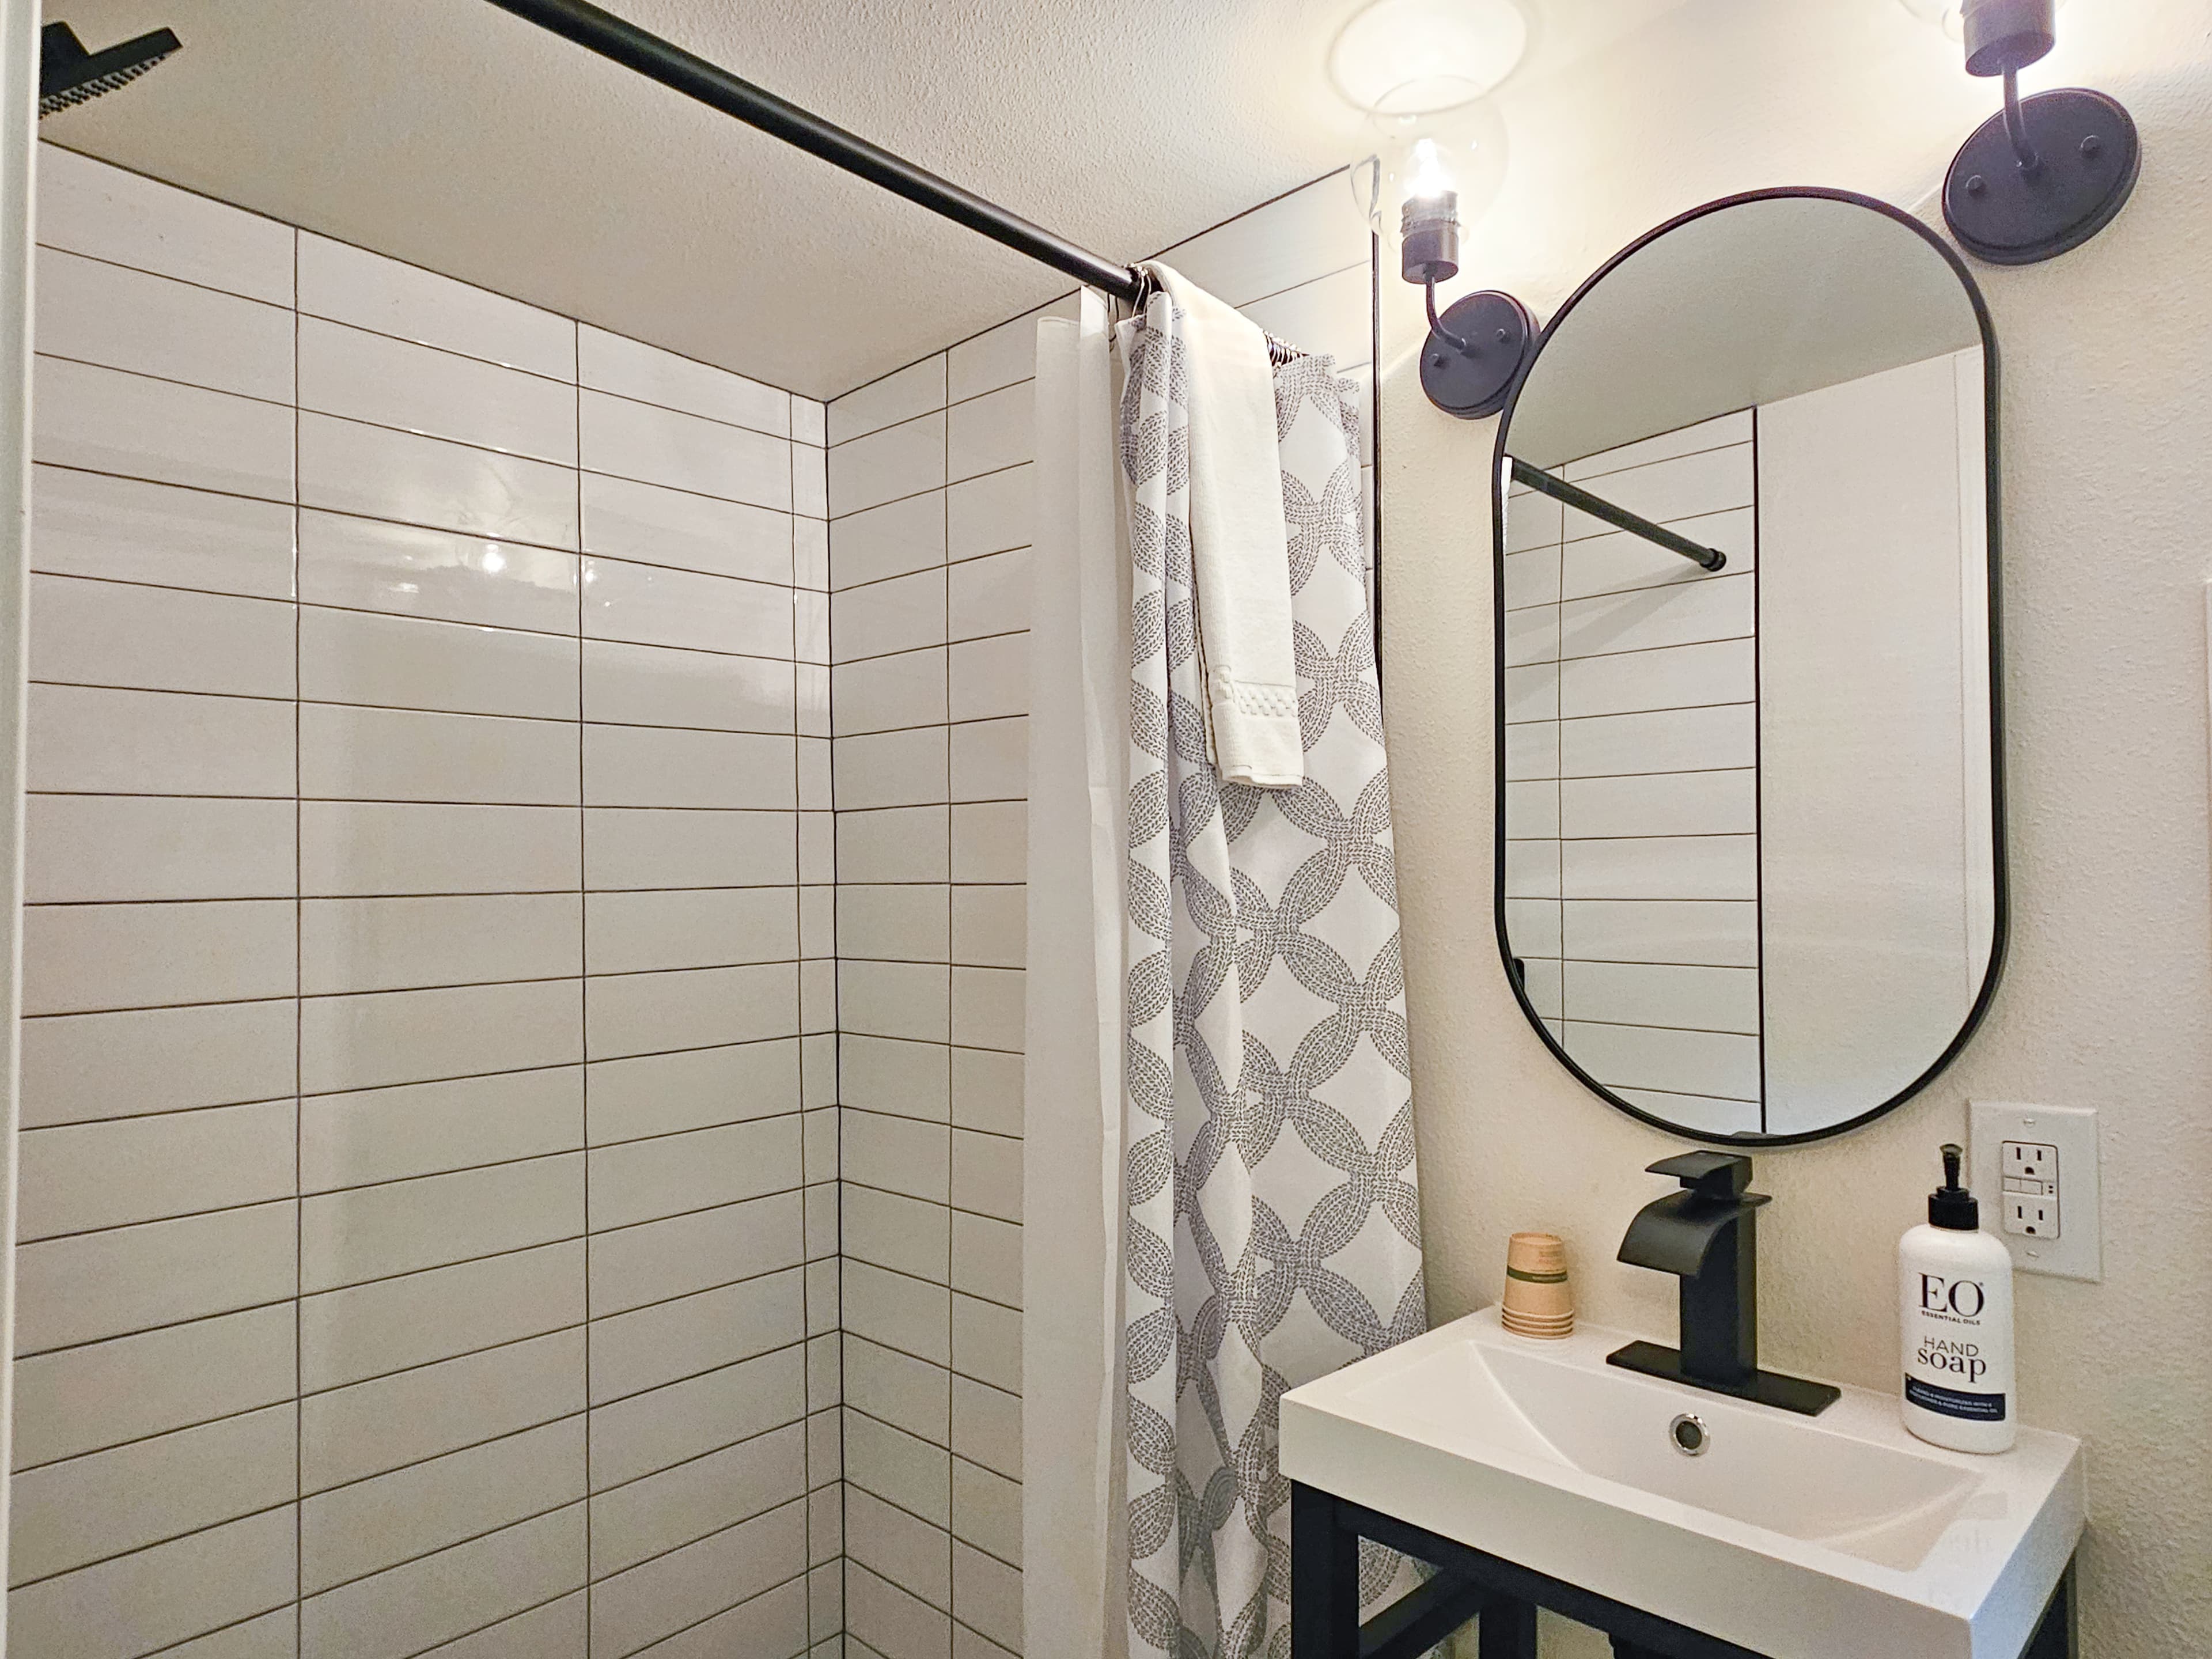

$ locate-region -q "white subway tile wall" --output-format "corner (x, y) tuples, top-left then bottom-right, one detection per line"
(1501, 412), (1762, 1137)
(20, 141), (1376, 1659)
(16, 144), (840, 1659)
(824, 175), (1373, 1659)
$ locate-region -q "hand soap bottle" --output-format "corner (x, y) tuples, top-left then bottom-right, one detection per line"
(1900, 1143), (2015, 1453)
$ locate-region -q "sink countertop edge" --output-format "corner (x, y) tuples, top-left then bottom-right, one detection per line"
(1279, 1310), (2086, 1659)
(1281, 1389), (1971, 1659)
(1965, 1454), (2087, 1659)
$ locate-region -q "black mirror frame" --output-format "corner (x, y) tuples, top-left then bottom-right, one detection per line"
(1488, 185), (2010, 1147)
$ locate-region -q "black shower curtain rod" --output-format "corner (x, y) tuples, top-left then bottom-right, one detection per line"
(480, 0), (1150, 306)
(1508, 459), (1728, 572)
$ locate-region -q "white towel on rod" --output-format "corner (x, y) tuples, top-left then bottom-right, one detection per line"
(1139, 262), (1303, 789)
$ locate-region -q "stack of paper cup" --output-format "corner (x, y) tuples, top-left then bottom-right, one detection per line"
(1501, 1233), (1574, 1339)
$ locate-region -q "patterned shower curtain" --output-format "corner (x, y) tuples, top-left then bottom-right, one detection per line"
(1118, 296), (1426, 1659)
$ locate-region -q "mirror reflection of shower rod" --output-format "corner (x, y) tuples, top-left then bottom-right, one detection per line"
(1508, 458), (1727, 572)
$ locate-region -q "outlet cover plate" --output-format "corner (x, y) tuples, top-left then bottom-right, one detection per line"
(1970, 1101), (2102, 1281)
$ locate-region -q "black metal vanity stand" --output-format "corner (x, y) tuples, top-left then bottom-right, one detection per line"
(1290, 1483), (2077, 1659)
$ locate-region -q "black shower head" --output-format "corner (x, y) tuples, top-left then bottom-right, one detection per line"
(39, 21), (181, 118)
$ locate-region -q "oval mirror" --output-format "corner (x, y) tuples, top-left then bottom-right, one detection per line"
(1493, 188), (2003, 1144)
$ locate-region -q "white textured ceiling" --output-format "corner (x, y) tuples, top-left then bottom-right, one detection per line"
(39, 0), (1688, 397)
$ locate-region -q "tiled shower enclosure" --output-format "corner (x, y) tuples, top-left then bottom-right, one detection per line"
(9, 142), (1376, 1659)
(14, 143), (840, 1658)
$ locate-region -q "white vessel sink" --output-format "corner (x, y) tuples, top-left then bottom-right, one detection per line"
(1280, 1309), (2083, 1659)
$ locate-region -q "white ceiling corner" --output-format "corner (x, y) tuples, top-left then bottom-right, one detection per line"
(40, 0), (1393, 397)
(40, 0), (1713, 397)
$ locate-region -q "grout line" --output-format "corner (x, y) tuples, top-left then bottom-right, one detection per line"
(845, 1113), (1019, 1148)
(827, 503), (850, 1650)
(791, 482), (816, 1607)
(299, 1489), (593, 1609)
(1512, 956), (1756, 975)
(35, 347), (297, 413)
(350, 1583), (585, 1659)
(39, 437), (791, 551)
(584, 1559), (815, 1657)
(935, 415), (955, 1606)
(1500, 566), (1752, 616)
(834, 630), (1026, 680)
(846, 1457), (1022, 1573)
(1507, 698), (1758, 726)
(132, 1601), (302, 1658)
(827, 370), (1035, 456)
(1550, 435), (1753, 487)
(827, 458), (1028, 526)
(837, 1176), (1025, 1249)
(26, 879), (804, 909)
(19, 1039), (805, 1132)
(1527, 628), (1756, 670)
(1503, 832), (1760, 846)
(27, 788), (797, 812)
(1590, 1082), (1761, 1106)
(588, 1501), (810, 1593)
(21, 1190), (813, 1342)
(1750, 403), (1769, 1132)
(327, 1407), (796, 1521)
(1529, 763), (1757, 785)
(285, 1320), (599, 1403)
(577, 376), (796, 446)
(290, 228), (306, 1622)
(7, 1491), (307, 1596)
(831, 539), (1034, 597)
(295, 309), (577, 395)
(1234, 256), (1375, 321)
(1548, 1012), (1759, 1038)
(36, 239), (295, 313)
(24, 965), (794, 1020)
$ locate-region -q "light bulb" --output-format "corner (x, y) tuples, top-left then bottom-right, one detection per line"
(1407, 137), (1455, 204)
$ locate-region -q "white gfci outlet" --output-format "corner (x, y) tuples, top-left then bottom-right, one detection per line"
(1969, 1102), (2101, 1281)
(2001, 1139), (2060, 1237)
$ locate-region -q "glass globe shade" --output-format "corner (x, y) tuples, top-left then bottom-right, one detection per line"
(1348, 81), (1509, 253)
(1329, 0), (1529, 113)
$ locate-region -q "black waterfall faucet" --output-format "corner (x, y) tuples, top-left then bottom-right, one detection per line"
(1608, 1152), (1841, 1417)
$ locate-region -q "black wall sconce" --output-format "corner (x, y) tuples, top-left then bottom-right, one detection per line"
(1935, 0), (2139, 263)
(1402, 179), (1536, 420)
(1328, 0), (1537, 418)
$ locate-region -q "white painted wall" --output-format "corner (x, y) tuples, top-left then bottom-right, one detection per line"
(1382, 0), (2212, 1652)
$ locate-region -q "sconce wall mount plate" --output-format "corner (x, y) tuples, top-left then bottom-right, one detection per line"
(1921, 0), (2139, 264)
(1419, 291), (1535, 419)
(1942, 85), (2139, 264)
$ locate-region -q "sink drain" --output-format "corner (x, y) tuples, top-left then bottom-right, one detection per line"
(1669, 1414), (1710, 1456)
